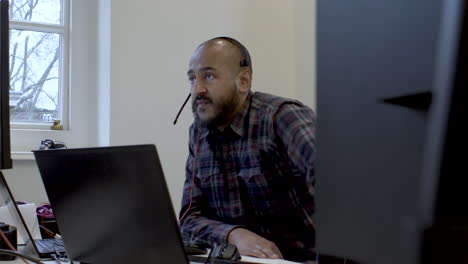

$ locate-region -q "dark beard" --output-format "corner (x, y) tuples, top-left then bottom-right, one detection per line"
(192, 89), (240, 128)
(192, 97), (209, 128)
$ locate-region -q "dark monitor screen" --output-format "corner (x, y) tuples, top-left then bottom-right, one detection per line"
(33, 145), (189, 264)
(316, 0), (467, 263)
(0, 0), (12, 170)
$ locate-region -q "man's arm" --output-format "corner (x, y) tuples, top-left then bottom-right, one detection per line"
(180, 175), (282, 258)
(224, 103), (316, 259)
(227, 227), (283, 259)
(274, 103), (316, 188)
(179, 128), (240, 246)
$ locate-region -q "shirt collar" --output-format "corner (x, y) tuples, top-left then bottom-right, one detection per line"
(229, 91), (252, 138)
(199, 91), (253, 139)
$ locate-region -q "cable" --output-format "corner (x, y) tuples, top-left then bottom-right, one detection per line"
(39, 225), (57, 238)
(0, 228), (16, 251)
(51, 252), (68, 263)
(179, 127), (201, 222)
(0, 228), (28, 264)
(203, 243), (215, 264)
(0, 249), (47, 264)
(37, 203), (60, 238)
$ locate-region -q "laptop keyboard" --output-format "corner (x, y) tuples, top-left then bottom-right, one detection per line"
(35, 238), (65, 253)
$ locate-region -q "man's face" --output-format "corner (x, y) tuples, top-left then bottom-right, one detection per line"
(187, 43), (242, 126)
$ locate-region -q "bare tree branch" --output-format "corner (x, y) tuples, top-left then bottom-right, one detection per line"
(24, 0), (39, 21)
(20, 36), (29, 92)
(15, 77), (58, 106)
(10, 33), (49, 86)
(9, 43), (18, 82)
(41, 89), (58, 106)
(18, 77), (58, 94)
(13, 1), (29, 20)
(28, 47), (60, 113)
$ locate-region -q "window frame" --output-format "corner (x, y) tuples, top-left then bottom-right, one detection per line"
(10, 0), (96, 159)
(9, 0), (70, 129)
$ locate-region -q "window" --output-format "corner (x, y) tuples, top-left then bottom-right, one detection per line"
(8, 0), (97, 159)
(9, 0), (69, 128)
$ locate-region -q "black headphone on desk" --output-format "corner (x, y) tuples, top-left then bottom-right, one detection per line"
(39, 139), (67, 150)
(173, 37), (252, 125)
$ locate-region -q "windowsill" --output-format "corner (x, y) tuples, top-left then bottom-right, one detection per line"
(11, 128), (67, 132)
(11, 151), (35, 160)
(11, 122), (64, 130)
(11, 128), (73, 160)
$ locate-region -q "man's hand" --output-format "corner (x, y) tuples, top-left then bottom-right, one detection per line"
(227, 228), (283, 259)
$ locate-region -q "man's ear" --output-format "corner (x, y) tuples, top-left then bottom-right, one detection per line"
(237, 68), (252, 94)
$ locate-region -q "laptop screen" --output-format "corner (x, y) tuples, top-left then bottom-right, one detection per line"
(33, 144), (188, 264)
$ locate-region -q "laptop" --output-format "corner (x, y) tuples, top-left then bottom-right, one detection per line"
(0, 173), (66, 258)
(33, 144), (190, 264)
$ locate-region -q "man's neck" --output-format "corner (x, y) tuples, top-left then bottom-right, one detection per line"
(217, 93), (248, 131)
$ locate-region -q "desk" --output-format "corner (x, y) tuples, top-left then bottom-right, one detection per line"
(3, 255), (306, 264)
(3, 246), (305, 264)
(4, 260), (206, 264)
(3, 259), (301, 264)
(3, 258), (208, 264)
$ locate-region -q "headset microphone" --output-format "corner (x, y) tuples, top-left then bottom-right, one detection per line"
(173, 93), (191, 125)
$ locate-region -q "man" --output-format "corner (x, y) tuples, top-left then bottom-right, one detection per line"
(179, 37), (316, 262)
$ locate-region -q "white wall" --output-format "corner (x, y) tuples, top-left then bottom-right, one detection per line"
(5, 0), (317, 216)
(107, 0), (298, 214)
(293, 0), (317, 110)
(2, 160), (48, 204)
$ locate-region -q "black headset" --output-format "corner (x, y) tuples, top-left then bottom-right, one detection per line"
(216, 36), (251, 69)
(173, 37), (251, 125)
(39, 139), (67, 150)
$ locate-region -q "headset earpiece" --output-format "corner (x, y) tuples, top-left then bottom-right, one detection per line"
(216, 37), (251, 69)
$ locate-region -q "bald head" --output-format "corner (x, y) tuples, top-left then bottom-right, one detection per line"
(196, 37), (252, 73)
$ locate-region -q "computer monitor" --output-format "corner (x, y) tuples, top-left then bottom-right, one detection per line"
(316, 0), (467, 264)
(33, 145), (189, 264)
(0, 0), (12, 170)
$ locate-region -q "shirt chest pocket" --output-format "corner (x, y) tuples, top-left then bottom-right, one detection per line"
(196, 165), (221, 186)
(238, 166), (273, 207)
(238, 166), (263, 184)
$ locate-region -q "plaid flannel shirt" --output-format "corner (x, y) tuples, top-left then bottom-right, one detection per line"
(179, 91), (316, 261)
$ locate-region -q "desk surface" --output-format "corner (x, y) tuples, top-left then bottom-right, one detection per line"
(4, 258), (208, 264)
(4, 255), (305, 264)
(6, 246), (304, 264)
(5, 260), (206, 264)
